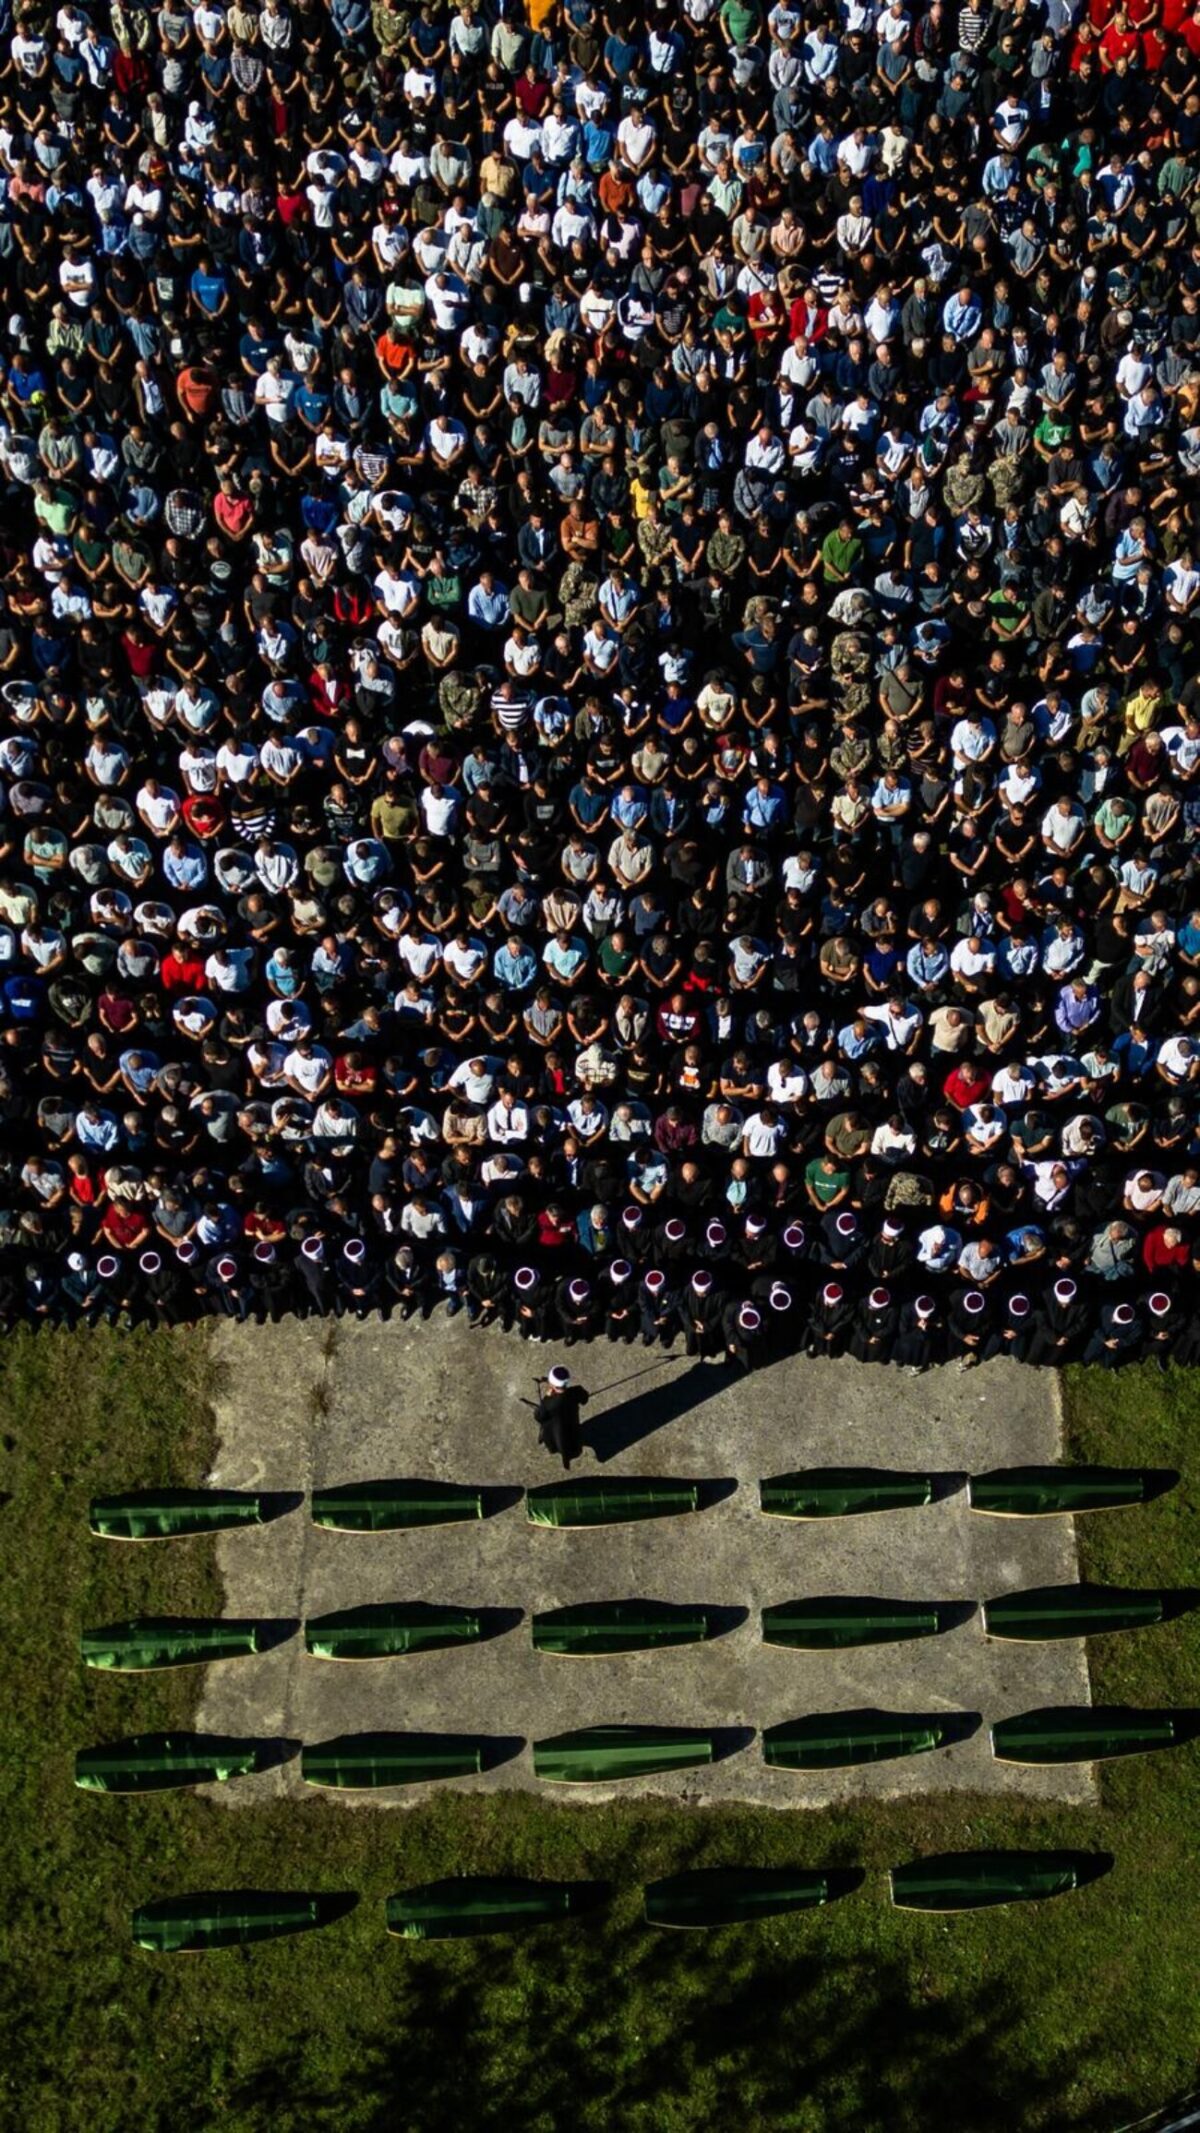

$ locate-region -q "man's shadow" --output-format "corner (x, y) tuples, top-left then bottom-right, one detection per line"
(585, 1360), (730, 1464)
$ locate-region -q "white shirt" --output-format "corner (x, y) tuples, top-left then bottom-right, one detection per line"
(284, 1045), (332, 1094)
(487, 1099), (529, 1144)
(742, 1111), (788, 1156)
(863, 1002), (922, 1050)
(1041, 803), (1083, 850)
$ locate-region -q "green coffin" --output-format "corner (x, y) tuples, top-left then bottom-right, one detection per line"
(890, 1851), (1106, 1912)
(304, 1604), (489, 1659)
(81, 1618), (267, 1671)
(311, 1480), (487, 1531)
(983, 1584), (1172, 1641)
(763, 1710), (967, 1770)
(762, 1598), (970, 1649)
(991, 1707), (1198, 1765)
(969, 1468), (1169, 1517)
(301, 1734), (485, 1788)
(386, 1878), (600, 1939)
(533, 1725), (719, 1783)
(132, 1892), (346, 1953)
(75, 1733), (280, 1793)
(644, 1868), (839, 1930)
(532, 1601), (722, 1656)
(527, 1478), (700, 1528)
(760, 1470), (936, 1519)
(90, 1490), (274, 1540)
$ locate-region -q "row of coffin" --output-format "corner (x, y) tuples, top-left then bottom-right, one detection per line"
(86, 1467), (1177, 1536)
(130, 1855), (1114, 1950)
(79, 1582), (1197, 1664)
(75, 1709), (1200, 1790)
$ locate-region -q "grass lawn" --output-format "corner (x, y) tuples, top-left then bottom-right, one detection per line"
(2, 1328), (1197, 2133)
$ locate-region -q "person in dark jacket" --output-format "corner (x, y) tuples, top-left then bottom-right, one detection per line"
(248, 1240), (293, 1324)
(298, 1234), (338, 1316)
(1025, 1276), (1090, 1365)
(535, 1364), (589, 1469)
(806, 1279), (856, 1358)
(556, 1273), (599, 1343)
(892, 1293), (943, 1372)
(723, 1297), (765, 1372)
(947, 1286), (990, 1368)
(602, 1257), (639, 1342)
(1082, 1299), (1143, 1368)
(849, 1284), (899, 1362)
(677, 1267), (725, 1355)
(467, 1250), (508, 1329)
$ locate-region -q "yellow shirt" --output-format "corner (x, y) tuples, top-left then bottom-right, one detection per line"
(1122, 687), (1161, 736)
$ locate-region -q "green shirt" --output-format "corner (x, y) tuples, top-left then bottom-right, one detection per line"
(720, 0), (761, 41)
(805, 1159), (849, 1206)
(426, 571), (462, 610)
(598, 936), (635, 982)
(821, 530), (861, 579)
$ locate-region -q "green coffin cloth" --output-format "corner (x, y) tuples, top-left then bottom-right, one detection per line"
(132, 1892), (343, 1953)
(969, 1467), (1164, 1517)
(532, 1601), (720, 1656)
(526, 1478), (700, 1528)
(890, 1851), (1104, 1912)
(80, 1618), (265, 1670)
(983, 1584), (1170, 1641)
(760, 1470), (935, 1519)
(75, 1733), (276, 1793)
(534, 1725), (718, 1783)
(761, 1597), (969, 1649)
(301, 1734), (485, 1787)
(644, 1868), (837, 1930)
(763, 1711), (963, 1769)
(304, 1604), (487, 1659)
(991, 1707), (1194, 1765)
(311, 1480), (486, 1531)
(386, 1878), (598, 1939)
(89, 1490), (272, 1540)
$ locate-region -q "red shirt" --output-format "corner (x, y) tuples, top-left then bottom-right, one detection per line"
(121, 632), (157, 679)
(243, 1210), (287, 1244)
(335, 1058), (377, 1095)
(513, 71), (551, 116)
(97, 992), (137, 1033)
(214, 490), (254, 538)
(99, 1202), (150, 1250)
(181, 793), (224, 839)
(788, 296), (827, 344)
(161, 950), (207, 993)
(1143, 1226), (1189, 1273)
(944, 1062), (991, 1111)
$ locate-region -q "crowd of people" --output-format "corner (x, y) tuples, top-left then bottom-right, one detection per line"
(2, 0), (1200, 1368)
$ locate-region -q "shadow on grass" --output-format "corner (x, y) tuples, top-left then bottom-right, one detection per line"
(215, 1919), (1140, 2133)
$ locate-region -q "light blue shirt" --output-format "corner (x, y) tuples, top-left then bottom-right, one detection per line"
(467, 582), (509, 628)
(907, 942), (949, 988)
(743, 784), (787, 829)
(162, 843), (208, 890)
(493, 942), (537, 990)
(942, 293), (982, 342)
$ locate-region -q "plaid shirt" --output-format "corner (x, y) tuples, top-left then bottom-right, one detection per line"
(164, 491), (205, 538)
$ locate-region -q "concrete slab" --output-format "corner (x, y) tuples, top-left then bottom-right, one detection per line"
(198, 1318), (1095, 1810)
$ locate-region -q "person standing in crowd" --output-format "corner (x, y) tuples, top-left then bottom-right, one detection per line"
(0, 0), (1193, 1378)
